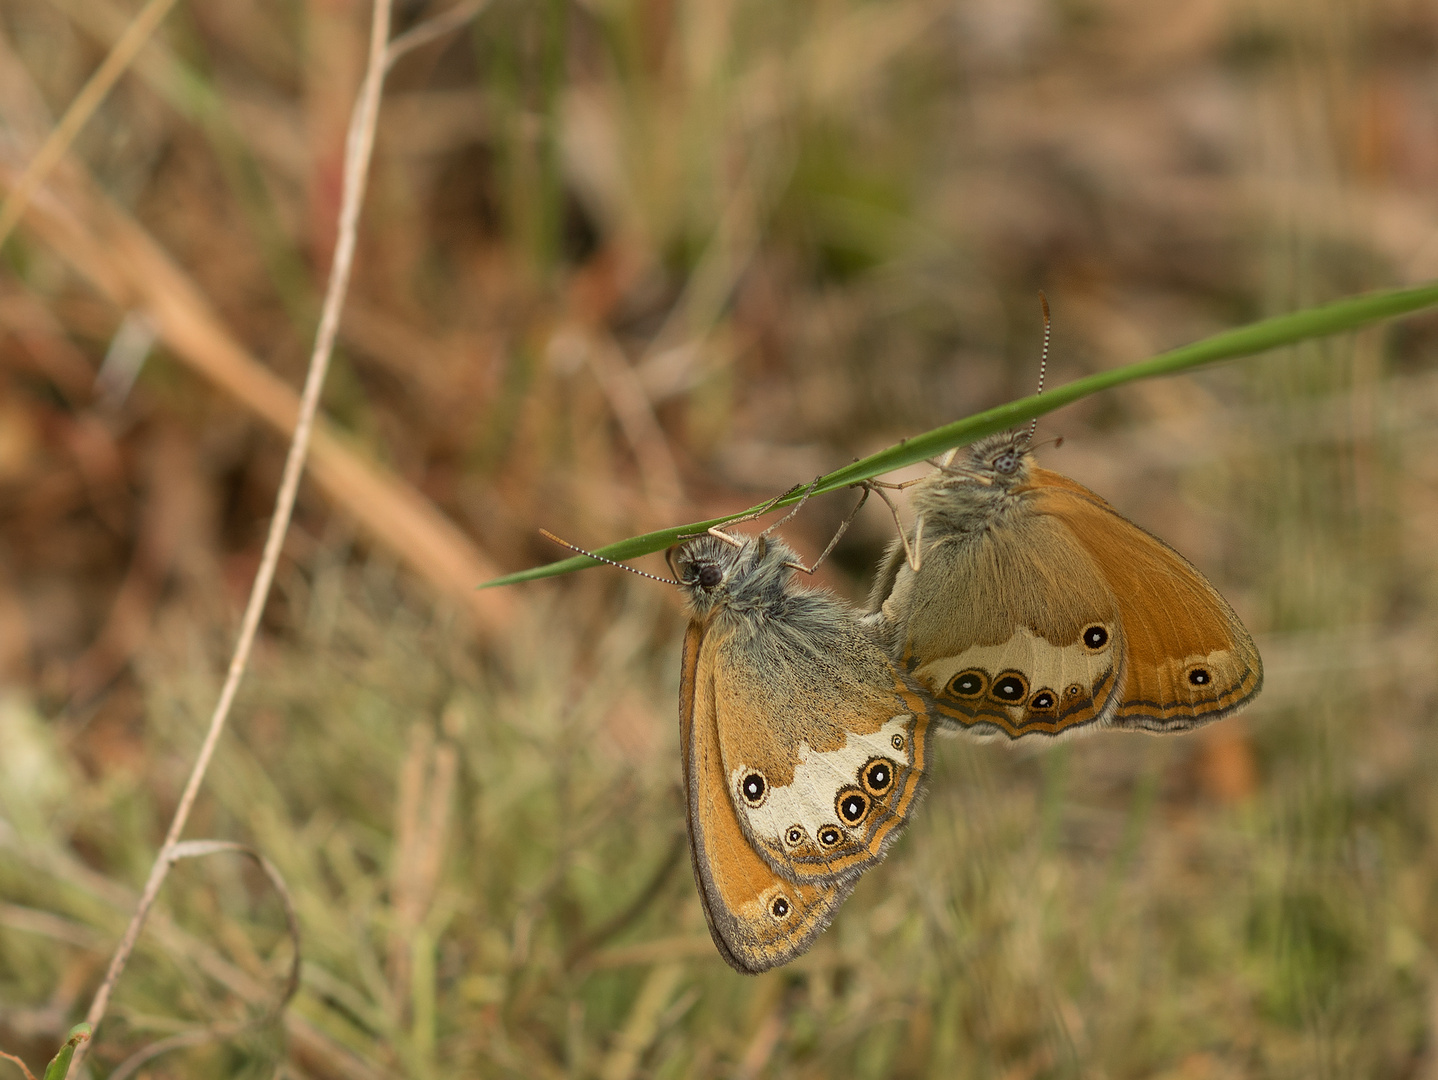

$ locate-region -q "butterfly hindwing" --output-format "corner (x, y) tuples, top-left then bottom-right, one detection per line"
(877, 505), (1126, 737)
(705, 603), (932, 883)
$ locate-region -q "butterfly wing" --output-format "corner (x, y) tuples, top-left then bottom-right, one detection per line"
(1029, 470), (1263, 731)
(879, 506), (1127, 737)
(706, 595), (934, 884)
(681, 622), (852, 974)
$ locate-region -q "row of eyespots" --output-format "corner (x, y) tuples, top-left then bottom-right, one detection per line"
(741, 750), (900, 814)
(946, 668), (1087, 711)
(764, 748), (907, 923)
(946, 663), (1215, 710)
(745, 752), (902, 871)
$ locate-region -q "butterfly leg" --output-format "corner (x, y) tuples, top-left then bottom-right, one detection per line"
(758, 476), (825, 539)
(676, 481), (810, 544)
(868, 483), (925, 572)
(703, 476), (824, 548)
(781, 484), (871, 574)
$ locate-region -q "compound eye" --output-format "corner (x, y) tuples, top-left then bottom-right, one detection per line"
(698, 565), (723, 588)
(993, 451), (1019, 474)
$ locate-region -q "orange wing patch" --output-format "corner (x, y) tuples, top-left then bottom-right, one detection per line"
(1031, 474), (1263, 732)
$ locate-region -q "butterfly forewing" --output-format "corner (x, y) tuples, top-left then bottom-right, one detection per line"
(680, 623), (852, 974)
(1031, 476), (1263, 730)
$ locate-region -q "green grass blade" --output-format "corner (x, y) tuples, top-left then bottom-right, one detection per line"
(482, 279), (1438, 588)
(42, 1025), (90, 1080)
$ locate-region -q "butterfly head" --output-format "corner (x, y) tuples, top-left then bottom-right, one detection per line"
(670, 533), (799, 617)
(908, 430), (1035, 526)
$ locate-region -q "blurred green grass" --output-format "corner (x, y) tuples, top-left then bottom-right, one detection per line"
(3, 0), (1438, 1077)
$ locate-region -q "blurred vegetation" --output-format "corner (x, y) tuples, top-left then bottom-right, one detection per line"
(2, 0), (1438, 1078)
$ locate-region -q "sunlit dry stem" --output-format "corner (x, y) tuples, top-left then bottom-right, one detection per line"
(65, 0), (398, 1072)
(0, 0), (180, 249)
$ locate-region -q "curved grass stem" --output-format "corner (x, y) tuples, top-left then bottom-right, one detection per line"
(484, 279), (1438, 588)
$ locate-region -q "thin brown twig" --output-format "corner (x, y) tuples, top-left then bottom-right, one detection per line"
(64, 0), (396, 1072)
(0, 821), (393, 1080)
(385, 0), (489, 70)
(0, 26), (513, 634)
(103, 843), (306, 1080)
(0, 1048), (40, 1080)
(0, 0), (179, 249)
(165, 840), (304, 1012)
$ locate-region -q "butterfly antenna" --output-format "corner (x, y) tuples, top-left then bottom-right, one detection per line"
(539, 530), (679, 585)
(1026, 290), (1051, 448)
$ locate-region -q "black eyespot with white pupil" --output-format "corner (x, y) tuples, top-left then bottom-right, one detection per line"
(891, 734), (905, 751)
(1030, 690), (1056, 710)
(837, 789), (870, 825)
(862, 758), (894, 795)
(991, 673), (1028, 702)
(770, 896), (790, 919)
(786, 827), (803, 845)
(1082, 625), (1109, 650)
(950, 670), (985, 697)
(697, 565), (723, 589)
(818, 827), (842, 847)
(1188, 668), (1211, 686)
(740, 772), (766, 805)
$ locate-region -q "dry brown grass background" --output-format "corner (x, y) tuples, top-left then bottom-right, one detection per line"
(2, 0), (1438, 1076)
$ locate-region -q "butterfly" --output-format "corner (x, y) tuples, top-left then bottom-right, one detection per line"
(667, 530), (938, 973)
(866, 430), (1263, 738)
